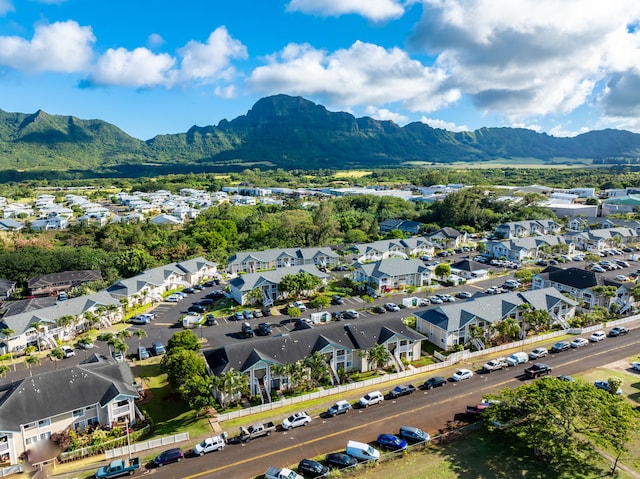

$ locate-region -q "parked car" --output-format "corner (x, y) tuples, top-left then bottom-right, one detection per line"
(456, 291), (472, 299)
(188, 305), (207, 314)
(261, 307), (272, 317)
(570, 337), (589, 348)
(592, 265), (606, 273)
(429, 296), (443, 304)
(282, 411), (312, 430)
(324, 452), (357, 469)
(551, 341), (570, 353)
(291, 301), (307, 312)
(594, 380), (623, 395)
(388, 384), (416, 398)
(193, 434), (227, 455)
(232, 312), (245, 321)
(129, 315), (150, 325)
(297, 459), (329, 478)
(112, 351), (124, 362)
(589, 331), (606, 342)
(165, 294), (182, 302)
(482, 357), (508, 373)
(77, 338), (94, 350)
(205, 313), (217, 326)
(256, 322), (272, 336)
(451, 369), (473, 381)
(529, 347), (548, 360)
(358, 391), (384, 407)
(524, 363), (552, 378)
(346, 440), (380, 462)
(423, 376), (447, 389)
(343, 310), (359, 319)
(557, 375), (576, 382)
(376, 433), (407, 451)
(242, 310), (254, 320)
(327, 400), (351, 416)
(506, 352), (529, 366)
(399, 425), (430, 443)
(152, 341), (166, 355)
(608, 326), (629, 337)
(138, 346), (149, 360)
(384, 303), (400, 312)
(240, 322), (254, 338)
(60, 345), (75, 358)
(631, 362), (640, 372)
(252, 309), (263, 318)
(182, 287), (196, 294)
(371, 305), (386, 314)
(153, 448), (184, 467)
(331, 295), (345, 305)
(615, 275), (630, 282)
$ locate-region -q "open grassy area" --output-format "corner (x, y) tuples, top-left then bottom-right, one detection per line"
(343, 427), (634, 479)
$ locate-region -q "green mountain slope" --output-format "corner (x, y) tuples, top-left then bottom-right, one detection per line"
(1, 94), (640, 177)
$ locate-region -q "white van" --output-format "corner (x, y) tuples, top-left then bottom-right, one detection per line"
(358, 391), (384, 407)
(346, 440), (380, 462)
(506, 352), (529, 366)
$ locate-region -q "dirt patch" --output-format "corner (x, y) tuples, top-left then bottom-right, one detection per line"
(136, 380), (154, 405)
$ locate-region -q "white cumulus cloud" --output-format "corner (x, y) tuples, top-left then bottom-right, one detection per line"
(89, 47), (175, 88)
(286, 0), (406, 21)
(248, 40), (458, 114)
(365, 106), (408, 124)
(0, 20), (94, 72)
(408, 0), (640, 122)
(420, 117), (468, 131)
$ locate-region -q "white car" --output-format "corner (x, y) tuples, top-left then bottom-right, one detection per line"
(570, 337), (589, 348)
(166, 294), (182, 302)
(384, 303), (400, 312)
(193, 434), (226, 455)
(358, 391), (384, 407)
(529, 347), (548, 359)
(429, 296), (443, 304)
(592, 266), (606, 273)
(290, 301), (307, 312)
(589, 331), (606, 342)
(615, 275), (630, 282)
(451, 369), (473, 381)
(631, 362), (640, 372)
(60, 345), (75, 358)
(282, 411), (312, 430)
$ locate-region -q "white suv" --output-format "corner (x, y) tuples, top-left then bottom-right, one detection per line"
(358, 391), (384, 407)
(60, 345), (75, 358)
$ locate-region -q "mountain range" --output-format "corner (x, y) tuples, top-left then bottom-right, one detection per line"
(1, 94), (640, 179)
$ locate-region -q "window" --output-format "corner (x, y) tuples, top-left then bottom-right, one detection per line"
(117, 400), (128, 407)
(38, 419), (50, 428)
(87, 417), (99, 427)
(73, 409), (84, 418)
(25, 436), (37, 446)
(39, 432), (51, 441)
(23, 422), (36, 430)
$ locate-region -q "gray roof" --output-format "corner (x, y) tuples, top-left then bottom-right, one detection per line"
(28, 270), (102, 290)
(205, 316), (425, 375)
(355, 258), (429, 279)
(0, 290), (120, 336)
(0, 278), (16, 294)
(415, 287), (576, 332)
(229, 265), (329, 292)
(229, 247), (339, 265)
(0, 359), (137, 431)
(354, 237), (433, 255)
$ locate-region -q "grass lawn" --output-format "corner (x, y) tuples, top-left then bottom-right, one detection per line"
(344, 428), (634, 479)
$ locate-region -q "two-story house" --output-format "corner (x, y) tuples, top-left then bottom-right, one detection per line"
(227, 247), (340, 275)
(351, 258), (431, 293)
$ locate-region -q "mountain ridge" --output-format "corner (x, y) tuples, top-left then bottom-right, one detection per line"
(0, 94), (639, 177)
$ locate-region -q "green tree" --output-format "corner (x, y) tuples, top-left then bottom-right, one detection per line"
(133, 329), (147, 348)
(364, 343), (392, 371)
(246, 288), (263, 306)
(213, 368), (249, 408)
(309, 295), (331, 309)
(48, 348), (64, 369)
(178, 375), (213, 418)
(24, 354), (40, 376)
(491, 317), (521, 343)
(434, 263), (451, 282)
(160, 349), (205, 390)
(303, 352), (330, 387)
(483, 377), (637, 474)
(0, 365), (9, 379)
(166, 330), (201, 352)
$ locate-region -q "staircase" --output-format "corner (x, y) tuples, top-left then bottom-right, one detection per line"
(328, 361), (340, 385)
(392, 353), (405, 372)
(471, 338), (486, 351)
(551, 312), (571, 330)
(257, 377), (271, 404)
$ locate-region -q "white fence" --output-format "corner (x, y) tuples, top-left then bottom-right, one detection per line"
(105, 432), (190, 460)
(216, 313), (640, 422)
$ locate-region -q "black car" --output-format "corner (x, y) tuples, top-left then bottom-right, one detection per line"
(332, 311), (344, 321)
(298, 458), (330, 478)
(256, 322), (272, 336)
(188, 305), (207, 314)
(325, 452), (357, 469)
(153, 448), (183, 467)
(205, 313), (217, 326)
(261, 307), (272, 317)
(182, 287), (196, 294)
(240, 322), (254, 338)
(608, 326), (629, 337)
(388, 384), (416, 398)
(371, 305), (386, 314)
(197, 299), (214, 307)
(423, 376), (446, 390)
(331, 295), (345, 305)
(203, 280), (216, 287)
(524, 363), (552, 378)
(193, 284), (204, 290)
(206, 290), (225, 299)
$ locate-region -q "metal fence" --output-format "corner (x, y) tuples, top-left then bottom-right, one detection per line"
(216, 314), (640, 422)
(105, 432), (190, 460)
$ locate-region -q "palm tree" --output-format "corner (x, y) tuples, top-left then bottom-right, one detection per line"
(1, 328), (15, 372)
(117, 329), (132, 341)
(365, 343), (392, 371)
(213, 369), (249, 408)
(48, 348), (64, 369)
(55, 315), (76, 338)
(270, 363), (288, 392)
(106, 304), (119, 324)
(24, 355), (40, 377)
(83, 311), (99, 337)
(303, 352), (330, 387)
(133, 329), (147, 349)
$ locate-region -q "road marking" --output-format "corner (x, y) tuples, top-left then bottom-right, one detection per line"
(182, 336), (640, 479)
(154, 322), (174, 327)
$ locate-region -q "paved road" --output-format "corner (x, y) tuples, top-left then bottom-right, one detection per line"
(139, 326), (639, 479)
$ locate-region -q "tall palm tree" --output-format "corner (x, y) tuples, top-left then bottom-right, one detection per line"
(303, 352), (330, 387)
(365, 343), (392, 372)
(83, 312), (99, 337)
(24, 355), (40, 377)
(117, 329), (132, 341)
(1, 328), (15, 372)
(48, 348), (64, 370)
(214, 369), (249, 408)
(106, 304), (119, 325)
(55, 315), (75, 338)
(29, 321), (46, 352)
(133, 329), (147, 349)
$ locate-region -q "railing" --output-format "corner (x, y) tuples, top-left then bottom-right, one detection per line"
(0, 465), (21, 477)
(104, 432), (189, 460)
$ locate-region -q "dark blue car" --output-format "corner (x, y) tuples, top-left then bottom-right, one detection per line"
(376, 433), (408, 451)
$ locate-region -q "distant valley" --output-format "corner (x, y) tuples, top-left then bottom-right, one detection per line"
(1, 94), (640, 180)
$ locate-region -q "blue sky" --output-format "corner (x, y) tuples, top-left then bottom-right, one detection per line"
(1, 1), (640, 140)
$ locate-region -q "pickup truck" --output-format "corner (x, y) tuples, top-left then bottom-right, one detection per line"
(265, 466), (303, 479)
(237, 422), (276, 442)
(95, 457), (140, 478)
(482, 357), (507, 373)
(524, 363), (552, 378)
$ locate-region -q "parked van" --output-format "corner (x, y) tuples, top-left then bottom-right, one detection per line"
(506, 352), (529, 366)
(346, 440), (380, 462)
